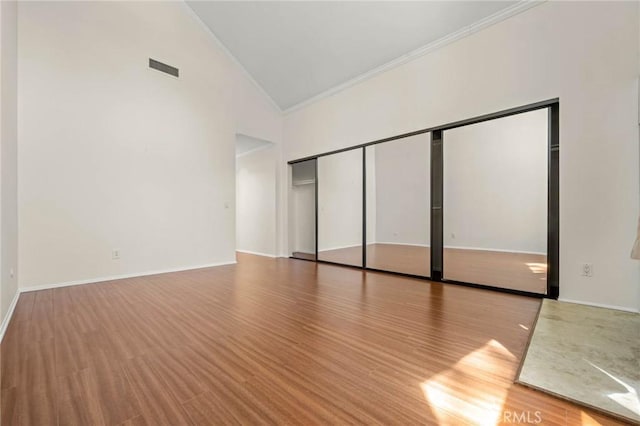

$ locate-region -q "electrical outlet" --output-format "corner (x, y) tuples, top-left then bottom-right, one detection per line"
(112, 249), (121, 260)
(581, 263), (593, 277)
(9, 268), (14, 278)
(451, 233), (456, 239)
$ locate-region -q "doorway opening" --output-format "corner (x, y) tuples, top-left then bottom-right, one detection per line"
(235, 134), (276, 258)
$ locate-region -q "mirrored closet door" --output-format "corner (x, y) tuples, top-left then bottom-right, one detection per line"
(317, 148), (363, 267)
(365, 133), (430, 277)
(442, 108), (549, 294)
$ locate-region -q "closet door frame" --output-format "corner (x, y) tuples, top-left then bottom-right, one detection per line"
(431, 101), (559, 298)
(288, 98), (559, 300)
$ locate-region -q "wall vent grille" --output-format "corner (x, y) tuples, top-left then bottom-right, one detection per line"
(149, 58), (179, 78)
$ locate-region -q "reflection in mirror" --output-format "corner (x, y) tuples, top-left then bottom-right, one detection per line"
(290, 159), (316, 260)
(317, 149), (363, 267)
(443, 109), (548, 293)
(365, 134), (430, 276)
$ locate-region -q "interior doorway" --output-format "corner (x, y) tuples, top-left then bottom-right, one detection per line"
(235, 134), (276, 258)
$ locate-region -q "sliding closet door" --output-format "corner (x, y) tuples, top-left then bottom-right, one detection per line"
(442, 109), (548, 294)
(365, 134), (430, 277)
(317, 148), (363, 267)
(290, 159), (317, 260)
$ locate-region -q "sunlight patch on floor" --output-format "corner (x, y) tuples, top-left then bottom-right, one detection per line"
(525, 262), (547, 274)
(421, 339), (515, 425)
(585, 360), (640, 416)
(580, 411), (606, 425)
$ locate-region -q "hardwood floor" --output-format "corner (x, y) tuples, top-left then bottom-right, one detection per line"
(1, 253), (619, 425)
(317, 244), (547, 294)
(443, 248), (547, 294)
(317, 245), (363, 267)
(366, 244), (430, 277)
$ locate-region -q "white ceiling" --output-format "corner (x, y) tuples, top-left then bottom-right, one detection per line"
(188, 1), (521, 111)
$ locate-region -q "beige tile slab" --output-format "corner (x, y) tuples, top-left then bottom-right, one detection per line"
(518, 300), (640, 423)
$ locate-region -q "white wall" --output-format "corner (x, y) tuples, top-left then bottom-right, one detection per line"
(284, 1), (640, 311)
(372, 133), (430, 246)
(236, 145), (277, 257)
(443, 109), (548, 254)
(18, 1), (282, 289)
(1, 0), (19, 325)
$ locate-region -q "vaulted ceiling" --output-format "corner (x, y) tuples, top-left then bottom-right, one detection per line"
(188, 1), (525, 111)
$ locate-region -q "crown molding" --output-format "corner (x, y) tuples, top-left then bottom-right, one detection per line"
(181, 1), (282, 113)
(284, 0), (545, 115)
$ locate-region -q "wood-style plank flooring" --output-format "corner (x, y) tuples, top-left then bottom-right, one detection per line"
(444, 248), (547, 294)
(366, 244), (430, 277)
(1, 253), (618, 425)
(317, 244), (547, 294)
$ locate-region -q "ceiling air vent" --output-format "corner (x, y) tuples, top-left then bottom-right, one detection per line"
(149, 58), (179, 78)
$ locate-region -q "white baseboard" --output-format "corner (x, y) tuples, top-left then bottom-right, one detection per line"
(0, 289), (21, 343)
(319, 244), (362, 252)
(236, 249), (277, 258)
(444, 245), (546, 256)
(557, 298), (639, 314)
(373, 242), (430, 248)
(19, 260), (237, 293)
